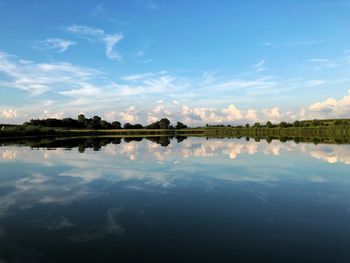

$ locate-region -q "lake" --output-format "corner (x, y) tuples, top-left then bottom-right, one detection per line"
(0, 136), (350, 262)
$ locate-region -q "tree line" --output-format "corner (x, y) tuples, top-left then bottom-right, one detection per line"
(23, 114), (188, 130)
(206, 119), (350, 128)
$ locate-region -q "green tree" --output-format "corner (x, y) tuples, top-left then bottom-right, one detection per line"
(124, 123), (132, 129)
(334, 120), (342, 126)
(312, 119), (321, 127)
(266, 121), (273, 128)
(176, 121), (188, 129)
(279, 121), (287, 128)
(112, 121), (121, 129)
(159, 118), (171, 129)
(78, 114), (86, 124)
(293, 120), (301, 127)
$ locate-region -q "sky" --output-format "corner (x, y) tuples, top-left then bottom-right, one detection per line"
(0, 0), (350, 125)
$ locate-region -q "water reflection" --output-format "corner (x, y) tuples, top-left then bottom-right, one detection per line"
(1, 136), (350, 165)
(0, 137), (350, 262)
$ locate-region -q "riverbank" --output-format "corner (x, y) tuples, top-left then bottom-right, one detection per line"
(1, 124), (350, 145)
(204, 125), (350, 144)
(0, 126), (205, 139)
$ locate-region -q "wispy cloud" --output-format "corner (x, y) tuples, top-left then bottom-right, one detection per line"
(201, 71), (217, 85)
(0, 51), (100, 95)
(1, 48), (350, 125)
(66, 25), (124, 60)
(122, 71), (167, 81)
(254, 60), (267, 72)
(307, 58), (329, 63)
(306, 79), (326, 87)
(38, 38), (76, 53)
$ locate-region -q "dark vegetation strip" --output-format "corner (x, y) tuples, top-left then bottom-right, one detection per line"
(1, 116), (350, 145)
(205, 126), (350, 144)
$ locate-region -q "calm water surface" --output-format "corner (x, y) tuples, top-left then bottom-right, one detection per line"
(0, 137), (350, 262)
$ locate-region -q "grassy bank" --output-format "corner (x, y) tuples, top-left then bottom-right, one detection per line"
(204, 125), (350, 144)
(0, 126), (205, 139)
(0, 125), (56, 138)
(1, 120), (350, 145)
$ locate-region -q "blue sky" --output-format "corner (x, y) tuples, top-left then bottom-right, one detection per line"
(0, 0), (350, 125)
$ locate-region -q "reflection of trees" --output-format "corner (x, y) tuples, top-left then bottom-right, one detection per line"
(1, 136), (350, 165)
(146, 136), (172, 147)
(206, 135), (350, 145)
(0, 132), (349, 154)
(0, 136), (188, 152)
(124, 137), (143, 143)
(176, 136), (188, 143)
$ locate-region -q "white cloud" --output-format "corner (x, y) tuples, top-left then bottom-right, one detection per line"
(122, 71), (167, 81)
(147, 103), (172, 124)
(245, 109), (258, 122)
(104, 111), (117, 122)
(152, 105), (171, 115)
(308, 58), (329, 63)
(201, 70), (217, 84)
(306, 80), (326, 87)
(66, 25), (124, 61)
(307, 58), (338, 70)
(1, 108), (17, 119)
(0, 51), (99, 95)
(254, 60), (266, 72)
(104, 34), (124, 60)
(120, 106), (138, 123)
(42, 110), (65, 119)
(59, 83), (101, 98)
(40, 38), (76, 53)
(1, 49), (350, 125)
(303, 90), (350, 119)
(309, 98), (337, 113)
(222, 104), (243, 121)
(262, 107), (281, 123)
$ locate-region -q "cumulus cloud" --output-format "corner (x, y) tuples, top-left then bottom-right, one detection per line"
(66, 25), (124, 60)
(222, 104), (243, 121)
(179, 104), (257, 125)
(104, 111), (117, 122)
(245, 109), (258, 122)
(306, 90), (350, 118)
(1, 49), (350, 125)
(176, 102), (295, 126)
(1, 108), (17, 119)
(309, 98), (337, 113)
(120, 106), (138, 123)
(262, 107), (281, 123)
(147, 103), (173, 124)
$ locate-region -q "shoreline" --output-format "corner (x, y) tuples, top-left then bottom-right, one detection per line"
(1, 126), (350, 144)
